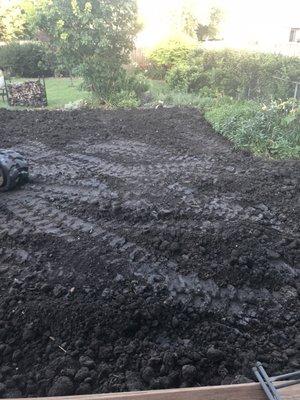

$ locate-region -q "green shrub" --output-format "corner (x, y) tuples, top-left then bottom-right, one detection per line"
(205, 99), (300, 158)
(83, 70), (149, 108)
(0, 42), (55, 77)
(148, 38), (196, 79)
(107, 90), (140, 108)
(125, 72), (150, 98)
(166, 48), (300, 101)
(166, 63), (191, 90)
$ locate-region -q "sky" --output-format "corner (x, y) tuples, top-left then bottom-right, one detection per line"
(2, 0), (300, 48)
(137, 0), (300, 48)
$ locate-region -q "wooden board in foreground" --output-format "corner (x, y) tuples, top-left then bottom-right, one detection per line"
(12, 382), (300, 400)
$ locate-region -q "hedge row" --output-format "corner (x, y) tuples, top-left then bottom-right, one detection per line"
(148, 45), (300, 101)
(0, 42), (59, 78)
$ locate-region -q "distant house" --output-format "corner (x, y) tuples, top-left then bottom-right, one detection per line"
(214, 5), (300, 58)
(289, 28), (300, 43)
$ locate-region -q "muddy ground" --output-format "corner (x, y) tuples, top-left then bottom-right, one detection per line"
(0, 107), (299, 398)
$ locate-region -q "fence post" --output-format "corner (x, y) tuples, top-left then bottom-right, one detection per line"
(293, 82), (299, 109)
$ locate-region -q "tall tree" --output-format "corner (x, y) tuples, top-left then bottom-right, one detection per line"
(196, 7), (223, 41)
(34, 0), (140, 98)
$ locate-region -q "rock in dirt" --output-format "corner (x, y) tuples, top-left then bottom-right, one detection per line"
(141, 367), (155, 384)
(125, 371), (144, 391)
(182, 365), (197, 383)
(75, 382), (92, 395)
(53, 285), (67, 297)
(232, 375), (254, 384)
(74, 367), (90, 382)
(79, 356), (96, 369)
(48, 377), (74, 396)
(207, 347), (226, 360)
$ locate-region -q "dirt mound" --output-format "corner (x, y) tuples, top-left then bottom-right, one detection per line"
(0, 107), (299, 397)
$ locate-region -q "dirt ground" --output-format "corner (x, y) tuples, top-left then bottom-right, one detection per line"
(0, 107), (299, 398)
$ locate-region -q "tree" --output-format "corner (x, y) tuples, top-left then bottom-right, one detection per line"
(34, 0), (140, 100)
(196, 7), (223, 41)
(0, 0), (41, 42)
(182, 8), (198, 38)
(0, 1), (25, 41)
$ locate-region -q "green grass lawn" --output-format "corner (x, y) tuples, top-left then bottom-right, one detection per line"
(0, 77), (91, 109)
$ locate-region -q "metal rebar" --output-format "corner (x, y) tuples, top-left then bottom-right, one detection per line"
(254, 362), (300, 399)
(253, 366), (276, 400)
(256, 362), (282, 400)
(275, 379), (300, 389)
(271, 371), (300, 382)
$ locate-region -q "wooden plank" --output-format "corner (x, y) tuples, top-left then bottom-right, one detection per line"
(280, 382), (300, 400)
(11, 382), (300, 400)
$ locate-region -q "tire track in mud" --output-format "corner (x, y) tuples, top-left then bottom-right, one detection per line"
(29, 178), (286, 237)
(4, 139), (290, 263)
(19, 140), (215, 215)
(30, 182), (119, 203)
(22, 141), (286, 234)
(68, 152), (215, 182)
(0, 245), (32, 266)
(1, 193), (153, 263)
(5, 138), (294, 270)
(83, 140), (171, 162)
(29, 150), (243, 222)
(21, 138), (215, 179)
(3, 135), (299, 309)
(1, 192), (294, 320)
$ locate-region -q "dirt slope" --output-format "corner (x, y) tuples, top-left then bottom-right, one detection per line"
(0, 107), (299, 397)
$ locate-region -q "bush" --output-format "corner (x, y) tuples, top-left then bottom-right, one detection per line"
(81, 70), (149, 108)
(0, 42), (55, 77)
(166, 63), (191, 90)
(107, 90), (140, 108)
(108, 72), (149, 107)
(148, 38), (196, 79)
(205, 99), (300, 158)
(124, 72), (150, 98)
(166, 48), (300, 101)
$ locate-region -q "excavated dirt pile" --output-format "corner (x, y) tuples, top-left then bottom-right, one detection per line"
(0, 107), (299, 398)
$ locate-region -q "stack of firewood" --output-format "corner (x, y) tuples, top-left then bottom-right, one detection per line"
(7, 80), (47, 107)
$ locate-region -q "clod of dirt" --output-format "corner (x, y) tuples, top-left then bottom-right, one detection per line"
(48, 377), (74, 396)
(182, 365), (197, 383)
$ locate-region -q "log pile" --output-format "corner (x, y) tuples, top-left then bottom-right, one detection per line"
(7, 80), (47, 107)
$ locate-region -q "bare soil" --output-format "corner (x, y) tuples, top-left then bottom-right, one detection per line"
(0, 107), (299, 398)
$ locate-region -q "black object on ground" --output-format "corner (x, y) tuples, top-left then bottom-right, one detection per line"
(0, 149), (29, 192)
